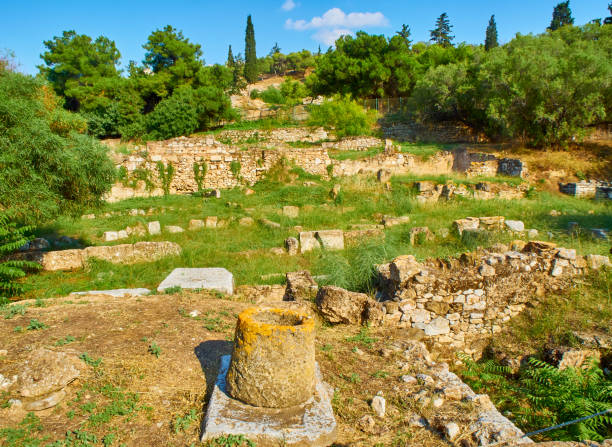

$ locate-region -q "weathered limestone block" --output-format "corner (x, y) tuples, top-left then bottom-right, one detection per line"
(205, 216), (218, 228)
(389, 255), (422, 285)
(226, 307), (315, 408)
(157, 267), (234, 294)
(189, 219), (205, 231)
(478, 216), (505, 230)
(382, 215), (410, 227)
(505, 220), (525, 232)
(454, 217), (480, 235)
(283, 271), (318, 301)
(586, 254), (611, 270)
(316, 230), (344, 250)
(147, 221), (161, 235)
(284, 237), (299, 255)
(131, 241), (181, 262)
(409, 227), (434, 245)
(16, 349), (81, 398)
(165, 225), (185, 233)
(299, 231), (321, 253)
(316, 286), (379, 325)
(70, 288), (150, 298)
(85, 244), (134, 263)
(103, 231), (119, 242)
(41, 249), (84, 271)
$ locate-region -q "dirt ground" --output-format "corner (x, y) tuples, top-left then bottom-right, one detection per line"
(0, 292), (485, 446)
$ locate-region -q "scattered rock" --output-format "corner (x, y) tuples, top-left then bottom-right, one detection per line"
(330, 184), (341, 200)
(103, 231), (119, 242)
(371, 394), (386, 418)
(316, 286), (373, 325)
(357, 414), (377, 433)
(205, 216), (218, 228)
(382, 215), (410, 227)
(444, 422), (460, 440)
(478, 264), (496, 277)
(283, 271), (318, 302)
(165, 225), (185, 234)
(389, 255), (421, 285)
(409, 226), (434, 245)
(244, 188), (255, 196)
(16, 349), (81, 398)
(504, 220), (525, 232)
(24, 389), (67, 411)
(284, 237), (299, 256)
(527, 229), (539, 239)
(188, 219), (205, 231)
(147, 221), (161, 235)
(453, 217), (479, 235)
(586, 254), (611, 270)
(239, 217), (254, 226)
(260, 219), (281, 229)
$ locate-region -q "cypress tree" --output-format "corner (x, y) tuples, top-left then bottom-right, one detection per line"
(485, 15), (499, 50)
(227, 45), (234, 67)
(244, 15), (258, 83)
(430, 13), (454, 47)
(549, 1), (574, 31)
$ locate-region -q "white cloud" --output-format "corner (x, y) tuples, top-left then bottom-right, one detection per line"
(285, 7), (388, 45)
(285, 8), (388, 30)
(313, 28), (354, 46)
(281, 0), (296, 11)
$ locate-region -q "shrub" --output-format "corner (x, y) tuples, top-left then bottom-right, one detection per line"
(145, 87), (199, 140)
(307, 96), (377, 138)
(0, 70), (115, 223)
(259, 86), (285, 105)
(193, 162), (208, 192)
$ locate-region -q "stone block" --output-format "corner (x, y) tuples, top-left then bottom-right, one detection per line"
(239, 217), (254, 226)
(478, 216), (505, 230)
(284, 271), (318, 301)
(586, 254), (611, 270)
(205, 216), (218, 228)
(189, 219), (205, 231)
(147, 221), (161, 235)
(505, 220), (525, 232)
(453, 217), (479, 235)
(284, 237), (299, 255)
(165, 225), (185, 233)
(316, 230), (344, 250)
(201, 356), (337, 447)
(157, 268), (234, 294)
(315, 286), (371, 325)
(299, 231), (321, 253)
(282, 205), (299, 218)
(389, 255), (421, 284)
(40, 249), (84, 271)
(382, 215), (410, 227)
(103, 231), (119, 242)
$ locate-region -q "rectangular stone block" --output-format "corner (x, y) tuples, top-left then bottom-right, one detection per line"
(157, 268), (234, 295)
(299, 231), (321, 253)
(316, 230), (344, 251)
(202, 356), (336, 447)
(147, 221), (161, 235)
(41, 250), (84, 271)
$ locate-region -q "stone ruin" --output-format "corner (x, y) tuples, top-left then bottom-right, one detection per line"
(559, 180), (612, 200)
(202, 306), (337, 446)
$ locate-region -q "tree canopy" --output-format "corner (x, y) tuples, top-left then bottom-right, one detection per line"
(549, 1), (575, 31)
(244, 15), (258, 83)
(485, 15), (499, 50)
(430, 13), (454, 47)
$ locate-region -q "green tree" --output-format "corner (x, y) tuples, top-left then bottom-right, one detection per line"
(0, 70), (115, 223)
(39, 30), (121, 111)
(396, 24), (412, 48)
(244, 15), (258, 83)
(143, 25), (203, 89)
(485, 15), (499, 50)
(549, 1), (575, 31)
(227, 45), (234, 67)
(604, 2), (612, 25)
(308, 96), (378, 138)
(430, 13), (454, 47)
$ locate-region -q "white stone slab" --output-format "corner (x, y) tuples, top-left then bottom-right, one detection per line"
(201, 356), (337, 447)
(157, 268), (234, 295)
(70, 288), (150, 298)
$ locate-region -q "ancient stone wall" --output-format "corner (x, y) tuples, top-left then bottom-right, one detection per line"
(381, 122), (485, 144)
(377, 241), (610, 357)
(321, 137), (383, 151)
(216, 127), (329, 145)
(454, 150), (527, 179)
(334, 151), (454, 177)
(559, 180), (612, 199)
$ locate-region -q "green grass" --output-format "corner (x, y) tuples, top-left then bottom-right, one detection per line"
(14, 170), (612, 301)
(194, 117), (300, 135)
(398, 142), (453, 160)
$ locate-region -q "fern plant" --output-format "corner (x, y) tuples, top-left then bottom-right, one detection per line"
(459, 353), (612, 442)
(156, 162), (174, 196)
(193, 162), (208, 192)
(0, 213), (40, 303)
(520, 357), (612, 441)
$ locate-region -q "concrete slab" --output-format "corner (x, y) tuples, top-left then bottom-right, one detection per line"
(201, 356), (336, 447)
(157, 268), (234, 295)
(70, 288), (150, 298)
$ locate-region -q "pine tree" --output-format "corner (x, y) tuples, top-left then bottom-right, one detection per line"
(430, 13), (454, 47)
(396, 24), (412, 47)
(549, 1), (575, 31)
(244, 15), (258, 84)
(269, 42), (281, 56)
(485, 15), (499, 50)
(227, 45), (234, 67)
(604, 2), (612, 25)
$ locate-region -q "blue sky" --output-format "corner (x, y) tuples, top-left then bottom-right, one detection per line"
(1, 0), (609, 75)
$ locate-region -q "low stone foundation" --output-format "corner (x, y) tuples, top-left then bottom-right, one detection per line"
(375, 242), (610, 356)
(8, 241), (181, 271)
